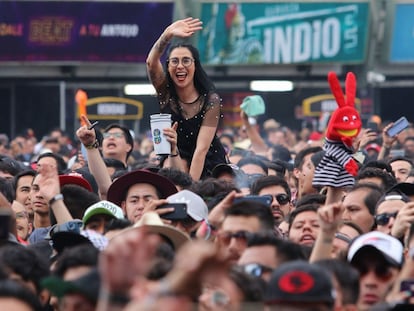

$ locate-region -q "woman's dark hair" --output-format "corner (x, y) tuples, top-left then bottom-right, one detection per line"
(166, 44), (216, 98)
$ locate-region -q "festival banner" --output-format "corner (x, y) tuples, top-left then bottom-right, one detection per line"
(0, 1), (173, 62)
(198, 2), (369, 65)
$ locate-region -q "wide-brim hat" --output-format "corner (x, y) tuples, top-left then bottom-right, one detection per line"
(107, 169), (177, 206)
(133, 212), (190, 250)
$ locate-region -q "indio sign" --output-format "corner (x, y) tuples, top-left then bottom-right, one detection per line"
(81, 97), (143, 120)
(199, 2), (369, 65)
(302, 94), (361, 117)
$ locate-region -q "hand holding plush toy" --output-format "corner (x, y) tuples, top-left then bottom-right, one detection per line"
(313, 72), (362, 188)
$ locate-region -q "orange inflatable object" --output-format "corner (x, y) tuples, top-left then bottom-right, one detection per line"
(75, 89), (88, 126)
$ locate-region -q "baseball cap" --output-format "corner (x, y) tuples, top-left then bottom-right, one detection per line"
(211, 163), (241, 179)
(59, 173), (93, 192)
(265, 260), (335, 306)
(107, 169), (177, 206)
(46, 220), (92, 254)
(42, 268), (100, 303)
(347, 231), (403, 267)
(133, 212), (190, 250)
(308, 131), (324, 141)
(82, 200), (124, 225)
(46, 220), (108, 254)
(365, 143), (381, 153)
(167, 190), (208, 221)
(388, 182), (414, 198)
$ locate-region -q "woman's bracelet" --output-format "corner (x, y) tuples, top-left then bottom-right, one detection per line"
(169, 152), (179, 158)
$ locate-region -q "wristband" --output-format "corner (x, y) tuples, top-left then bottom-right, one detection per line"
(49, 194), (64, 206)
(169, 152), (179, 158)
(84, 139), (99, 149)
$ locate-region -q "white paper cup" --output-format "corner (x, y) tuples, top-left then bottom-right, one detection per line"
(150, 114), (172, 155)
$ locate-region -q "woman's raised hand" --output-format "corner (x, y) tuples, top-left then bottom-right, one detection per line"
(167, 17), (203, 38)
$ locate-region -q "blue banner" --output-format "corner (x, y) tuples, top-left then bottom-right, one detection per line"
(0, 1), (173, 62)
(198, 2), (369, 65)
(390, 3), (414, 63)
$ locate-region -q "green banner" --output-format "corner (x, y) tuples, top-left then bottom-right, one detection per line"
(198, 2), (369, 65)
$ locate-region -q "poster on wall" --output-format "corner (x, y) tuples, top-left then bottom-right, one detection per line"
(0, 1), (173, 62)
(198, 2), (369, 65)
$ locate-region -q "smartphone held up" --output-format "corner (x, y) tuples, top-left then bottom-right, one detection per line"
(387, 116), (410, 137)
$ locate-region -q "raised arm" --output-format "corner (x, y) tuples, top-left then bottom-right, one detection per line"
(36, 162), (73, 224)
(309, 202), (344, 262)
(378, 122), (398, 161)
(240, 110), (268, 156)
(146, 18), (203, 91)
(76, 115), (112, 200)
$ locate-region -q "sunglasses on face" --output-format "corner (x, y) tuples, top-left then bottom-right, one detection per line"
(375, 212), (398, 226)
(263, 193), (290, 205)
(241, 263), (273, 278)
(217, 230), (252, 245)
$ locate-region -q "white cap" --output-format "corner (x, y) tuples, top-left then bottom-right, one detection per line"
(167, 190), (208, 221)
(82, 200), (124, 225)
(347, 231), (403, 267)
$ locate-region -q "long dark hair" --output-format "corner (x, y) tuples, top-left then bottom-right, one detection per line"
(166, 44), (216, 99)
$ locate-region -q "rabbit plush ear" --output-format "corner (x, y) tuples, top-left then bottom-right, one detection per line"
(345, 72), (356, 107)
(328, 71), (346, 108)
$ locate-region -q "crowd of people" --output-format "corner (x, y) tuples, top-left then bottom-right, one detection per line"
(0, 17), (414, 311)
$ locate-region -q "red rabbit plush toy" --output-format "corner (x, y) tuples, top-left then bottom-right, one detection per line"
(313, 72), (362, 188)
